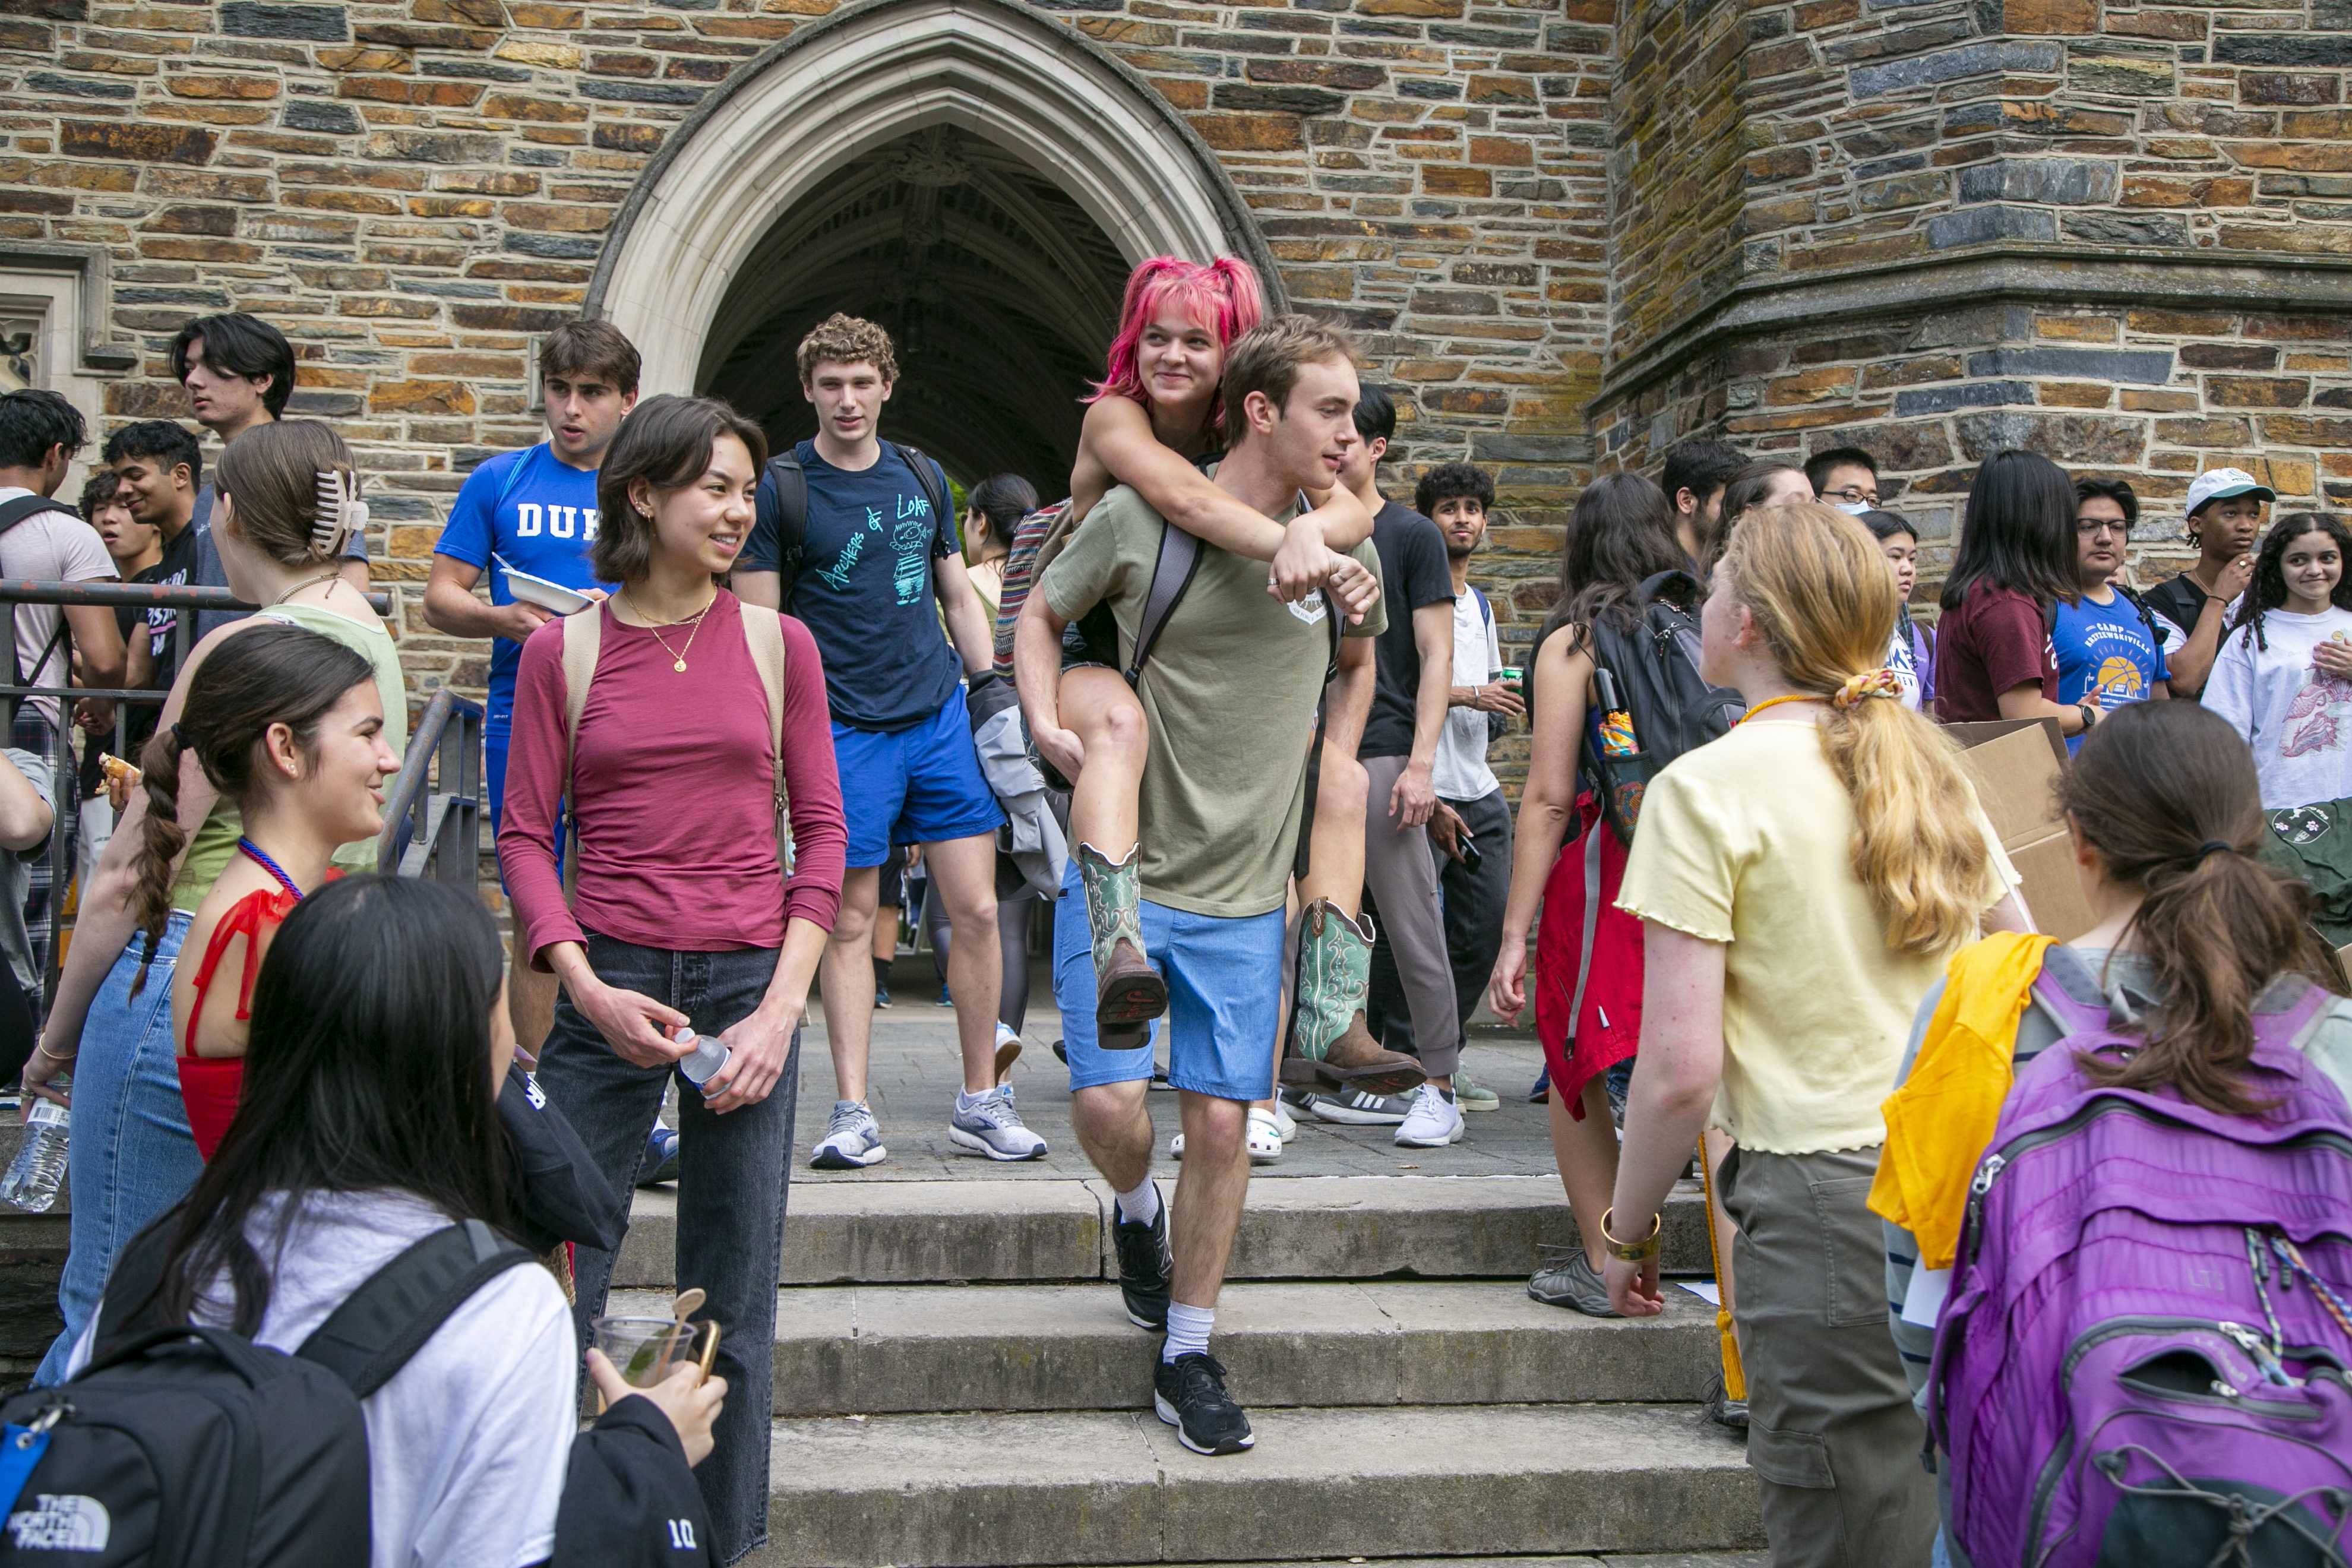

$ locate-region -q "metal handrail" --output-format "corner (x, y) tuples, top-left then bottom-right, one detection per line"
(377, 688), (483, 887)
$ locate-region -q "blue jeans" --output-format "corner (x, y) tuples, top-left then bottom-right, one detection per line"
(534, 931), (797, 1567)
(37, 912), (200, 1386)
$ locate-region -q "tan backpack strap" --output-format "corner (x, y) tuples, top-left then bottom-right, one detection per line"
(559, 608), (602, 900)
(738, 602), (790, 870)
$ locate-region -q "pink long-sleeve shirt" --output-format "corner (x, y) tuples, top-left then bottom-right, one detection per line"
(499, 593), (846, 966)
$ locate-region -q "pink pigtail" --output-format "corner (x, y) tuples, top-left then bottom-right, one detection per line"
(1085, 255), (1267, 435)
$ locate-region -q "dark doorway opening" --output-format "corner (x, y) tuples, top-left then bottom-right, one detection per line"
(700, 124), (1131, 496)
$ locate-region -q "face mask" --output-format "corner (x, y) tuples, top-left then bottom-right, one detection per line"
(1833, 500), (1872, 517)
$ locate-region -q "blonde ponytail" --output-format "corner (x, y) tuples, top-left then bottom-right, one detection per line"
(1719, 503), (1991, 954)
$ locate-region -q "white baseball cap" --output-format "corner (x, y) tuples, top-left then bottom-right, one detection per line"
(2186, 467), (2275, 517)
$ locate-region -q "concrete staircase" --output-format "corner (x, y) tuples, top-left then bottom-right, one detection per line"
(612, 1174), (1766, 1568)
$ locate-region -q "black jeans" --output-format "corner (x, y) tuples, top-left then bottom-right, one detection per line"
(535, 931), (798, 1567)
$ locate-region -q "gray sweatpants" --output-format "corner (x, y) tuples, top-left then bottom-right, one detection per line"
(1719, 1144), (1938, 1568)
(1358, 753), (1459, 1078)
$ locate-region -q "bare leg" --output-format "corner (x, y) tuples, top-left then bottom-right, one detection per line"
(1071, 1079), (1154, 1193)
(919, 832), (1003, 1096)
(1061, 666), (1147, 858)
(818, 867), (883, 1103)
(1550, 1076), (1621, 1272)
(508, 949), (559, 1060)
(1169, 1092), (1251, 1310)
(871, 900), (897, 964)
(1703, 1125), (1744, 1355)
(1296, 742), (1367, 919)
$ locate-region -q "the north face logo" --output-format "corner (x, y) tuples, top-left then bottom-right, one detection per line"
(7, 1494), (110, 1551)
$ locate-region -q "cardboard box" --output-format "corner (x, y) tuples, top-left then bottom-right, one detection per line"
(1947, 719), (2097, 942)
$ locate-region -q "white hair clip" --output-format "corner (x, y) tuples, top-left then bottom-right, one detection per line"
(314, 469), (366, 558)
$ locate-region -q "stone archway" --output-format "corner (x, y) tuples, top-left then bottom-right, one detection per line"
(586, 0), (1285, 438)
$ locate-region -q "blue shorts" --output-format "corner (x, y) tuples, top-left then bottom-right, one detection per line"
(833, 684), (1005, 868)
(1051, 857), (1282, 1102)
(485, 736), (565, 893)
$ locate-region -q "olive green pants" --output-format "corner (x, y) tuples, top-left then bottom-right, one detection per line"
(1720, 1144), (1937, 1568)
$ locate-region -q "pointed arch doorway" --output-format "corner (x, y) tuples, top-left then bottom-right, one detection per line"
(585, 0), (1284, 486)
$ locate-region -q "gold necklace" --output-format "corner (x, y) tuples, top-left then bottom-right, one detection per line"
(620, 587), (715, 674)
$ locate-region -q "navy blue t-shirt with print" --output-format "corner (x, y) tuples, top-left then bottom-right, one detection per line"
(2053, 586), (2168, 754)
(743, 440), (962, 732)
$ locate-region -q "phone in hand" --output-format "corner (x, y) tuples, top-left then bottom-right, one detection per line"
(1458, 828), (1481, 874)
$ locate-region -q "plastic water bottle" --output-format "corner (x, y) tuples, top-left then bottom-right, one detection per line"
(674, 1029), (730, 1088)
(3, 1091), (69, 1213)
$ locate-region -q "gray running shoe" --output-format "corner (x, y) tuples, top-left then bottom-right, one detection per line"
(948, 1086), (1048, 1161)
(1528, 1245), (1620, 1317)
(1308, 1089), (1412, 1126)
(1703, 1368), (1749, 1430)
(810, 1100), (887, 1169)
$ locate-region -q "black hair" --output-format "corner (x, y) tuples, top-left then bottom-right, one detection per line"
(77, 467), (125, 523)
(103, 418), (203, 487)
(1656, 438), (1744, 512)
(592, 393), (768, 584)
(2230, 512), (2352, 653)
(153, 875), (512, 1330)
(2076, 476), (2138, 530)
(1351, 383), (1396, 448)
(1415, 460), (1493, 517)
(965, 472), (1038, 560)
(1859, 508), (1915, 544)
(1803, 445), (1878, 496)
(1938, 449), (2081, 614)
(0, 388), (87, 471)
(170, 313), (296, 420)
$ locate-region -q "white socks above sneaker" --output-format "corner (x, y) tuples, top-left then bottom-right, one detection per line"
(1116, 1175), (1161, 1228)
(1162, 1302), (1212, 1363)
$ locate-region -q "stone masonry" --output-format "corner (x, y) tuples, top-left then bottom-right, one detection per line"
(0, 0), (2345, 785)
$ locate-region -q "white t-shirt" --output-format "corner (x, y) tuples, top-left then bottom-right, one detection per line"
(71, 1190), (577, 1568)
(2150, 595), (2242, 662)
(1433, 584), (1501, 801)
(0, 486), (116, 727)
(2204, 604), (2352, 810)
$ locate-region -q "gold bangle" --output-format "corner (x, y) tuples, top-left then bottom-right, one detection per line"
(1599, 1207), (1661, 1262)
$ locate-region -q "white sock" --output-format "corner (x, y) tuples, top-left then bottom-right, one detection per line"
(1116, 1175), (1160, 1228)
(1162, 1301), (1213, 1362)
(957, 1088), (999, 1112)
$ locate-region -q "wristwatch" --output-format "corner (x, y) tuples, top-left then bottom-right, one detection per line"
(2077, 703), (2099, 734)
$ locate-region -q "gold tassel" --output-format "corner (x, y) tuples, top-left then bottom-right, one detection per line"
(1698, 1139), (1746, 1401)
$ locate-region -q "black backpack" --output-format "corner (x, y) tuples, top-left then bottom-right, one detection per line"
(0, 1215), (535, 1566)
(1575, 569), (1746, 846)
(760, 442), (955, 613)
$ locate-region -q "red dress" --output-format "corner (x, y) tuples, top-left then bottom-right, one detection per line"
(1533, 795), (1644, 1120)
(179, 869), (342, 1159)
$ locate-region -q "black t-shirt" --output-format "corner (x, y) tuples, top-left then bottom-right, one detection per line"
(1357, 500), (1456, 761)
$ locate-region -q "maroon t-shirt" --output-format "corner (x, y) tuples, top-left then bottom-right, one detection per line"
(1933, 583), (2057, 723)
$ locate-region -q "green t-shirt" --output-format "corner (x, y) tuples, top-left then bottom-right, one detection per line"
(169, 603), (409, 913)
(1040, 482), (1384, 919)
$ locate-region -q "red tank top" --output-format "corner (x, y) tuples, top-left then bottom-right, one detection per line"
(178, 863), (342, 1160)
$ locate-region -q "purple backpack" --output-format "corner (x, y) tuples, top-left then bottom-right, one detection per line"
(1929, 968), (2352, 1568)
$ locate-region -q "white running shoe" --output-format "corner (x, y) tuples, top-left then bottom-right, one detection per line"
(949, 1086), (1048, 1161)
(810, 1100), (887, 1169)
(1395, 1083), (1466, 1148)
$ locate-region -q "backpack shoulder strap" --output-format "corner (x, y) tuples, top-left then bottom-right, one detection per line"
(1123, 521), (1202, 688)
(90, 1214), (180, 1364)
(738, 601), (790, 867)
(2113, 582), (2166, 652)
(762, 453), (808, 598)
(296, 1219), (535, 1401)
(0, 495), (71, 537)
(890, 443), (954, 541)
(559, 607), (602, 897)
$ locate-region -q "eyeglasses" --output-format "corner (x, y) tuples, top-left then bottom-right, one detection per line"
(2075, 516), (2131, 537)
(1821, 485), (1879, 507)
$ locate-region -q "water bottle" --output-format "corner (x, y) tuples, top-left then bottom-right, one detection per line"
(3, 1090), (69, 1213)
(674, 1028), (731, 1088)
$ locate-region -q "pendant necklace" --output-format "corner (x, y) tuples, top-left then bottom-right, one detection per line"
(621, 588), (713, 674)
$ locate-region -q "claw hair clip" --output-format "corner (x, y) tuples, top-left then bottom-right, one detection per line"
(314, 469), (367, 558)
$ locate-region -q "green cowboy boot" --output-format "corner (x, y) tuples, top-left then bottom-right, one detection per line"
(1283, 899), (1427, 1096)
(1077, 842), (1166, 1030)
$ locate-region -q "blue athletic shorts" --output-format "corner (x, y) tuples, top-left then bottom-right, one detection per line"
(485, 736), (564, 893)
(832, 683), (1006, 869)
(1051, 857), (1282, 1102)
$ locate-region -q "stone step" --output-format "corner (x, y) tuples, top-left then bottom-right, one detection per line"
(615, 1176), (1713, 1288)
(608, 1279), (1724, 1415)
(741, 1403), (1762, 1567)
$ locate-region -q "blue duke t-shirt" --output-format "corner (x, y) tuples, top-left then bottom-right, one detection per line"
(2054, 586), (2168, 753)
(434, 443), (611, 742)
(744, 440), (961, 731)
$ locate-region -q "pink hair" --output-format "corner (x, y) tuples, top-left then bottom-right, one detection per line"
(1086, 256), (1266, 432)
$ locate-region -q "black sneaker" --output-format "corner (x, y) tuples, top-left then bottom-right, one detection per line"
(1153, 1352), (1254, 1455)
(1111, 1190), (1172, 1330)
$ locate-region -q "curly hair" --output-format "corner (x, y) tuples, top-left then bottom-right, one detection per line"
(795, 312), (899, 386)
(2228, 511), (2352, 654)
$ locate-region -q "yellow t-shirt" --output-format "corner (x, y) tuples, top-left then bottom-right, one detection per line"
(1614, 719), (2018, 1156)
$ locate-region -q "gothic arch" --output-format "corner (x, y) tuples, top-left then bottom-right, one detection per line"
(585, 0), (1286, 403)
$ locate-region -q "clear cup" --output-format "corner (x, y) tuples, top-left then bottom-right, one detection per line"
(592, 1314), (722, 1395)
